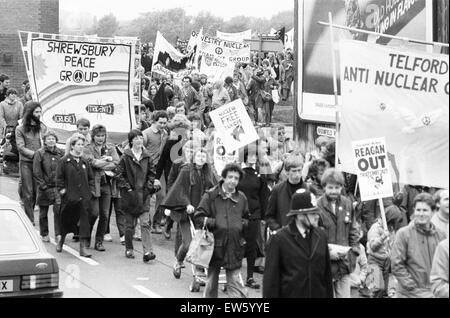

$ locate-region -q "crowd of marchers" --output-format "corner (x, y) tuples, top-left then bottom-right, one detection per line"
(0, 67), (448, 299)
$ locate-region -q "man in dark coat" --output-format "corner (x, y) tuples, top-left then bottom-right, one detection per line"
(194, 163), (249, 298)
(265, 155), (309, 232)
(263, 189), (333, 298)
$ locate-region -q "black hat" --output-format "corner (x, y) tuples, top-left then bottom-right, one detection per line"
(287, 189), (320, 217)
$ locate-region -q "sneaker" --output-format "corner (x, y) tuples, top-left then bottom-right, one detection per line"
(133, 235), (142, 241)
(245, 278), (260, 289)
(125, 249), (135, 259)
(94, 242), (106, 252)
(143, 252), (156, 263)
(103, 234), (113, 242)
(151, 225), (163, 234)
(41, 235), (50, 243)
(173, 262), (182, 279)
(120, 236), (125, 245)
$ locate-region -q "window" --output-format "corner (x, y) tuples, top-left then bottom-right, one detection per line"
(0, 209), (38, 255)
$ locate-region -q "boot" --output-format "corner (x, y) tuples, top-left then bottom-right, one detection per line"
(56, 234), (65, 253)
(79, 240), (92, 258)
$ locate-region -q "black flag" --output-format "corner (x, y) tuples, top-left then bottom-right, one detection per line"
(275, 27), (286, 44)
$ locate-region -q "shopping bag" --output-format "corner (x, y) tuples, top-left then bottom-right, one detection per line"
(365, 263), (385, 292)
(185, 226), (215, 268)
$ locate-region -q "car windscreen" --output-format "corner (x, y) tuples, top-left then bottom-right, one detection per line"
(0, 209), (39, 255)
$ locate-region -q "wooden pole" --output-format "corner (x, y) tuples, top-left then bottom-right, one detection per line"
(328, 12), (340, 168)
(379, 198), (389, 232)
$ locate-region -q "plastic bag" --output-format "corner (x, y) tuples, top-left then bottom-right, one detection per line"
(185, 225), (215, 268)
(271, 89), (280, 104)
(365, 263), (385, 292)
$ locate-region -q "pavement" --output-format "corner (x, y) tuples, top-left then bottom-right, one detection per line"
(0, 175), (263, 298)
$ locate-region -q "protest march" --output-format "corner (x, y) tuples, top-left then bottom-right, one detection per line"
(0, 0), (448, 301)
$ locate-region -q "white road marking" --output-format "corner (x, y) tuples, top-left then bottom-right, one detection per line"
(133, 285), (162, 298)
(36, 230), (99, 266)
(136, 277), (150, 281)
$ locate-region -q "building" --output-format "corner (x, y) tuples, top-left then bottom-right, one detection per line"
(0, 0), (59, 91)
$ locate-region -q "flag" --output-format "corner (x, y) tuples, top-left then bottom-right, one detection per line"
(275, 27), (286, 44)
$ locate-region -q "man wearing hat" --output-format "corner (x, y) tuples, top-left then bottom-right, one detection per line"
(263, 189), (333, 298)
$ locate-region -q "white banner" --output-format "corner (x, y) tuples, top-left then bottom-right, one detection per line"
(216, 29), (252, 43)
(209, 99), (259, 152)
(339, 40), (449, 189)
(352, 137), (394, 201)
(152, 31), (192, 80)
(213, 134), (239, 176)
(28, 36), (135, 143)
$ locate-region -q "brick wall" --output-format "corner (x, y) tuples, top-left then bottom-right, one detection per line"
(0, 0), (59, 91)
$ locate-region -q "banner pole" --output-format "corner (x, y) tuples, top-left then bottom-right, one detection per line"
(317, 22), (449, 48)
(379, 198), (389, 232)
(328, 12), (340, 168)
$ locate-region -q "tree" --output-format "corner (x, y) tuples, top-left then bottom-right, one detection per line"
(223, 16), (251, 33)
(94, 13), (120, 38)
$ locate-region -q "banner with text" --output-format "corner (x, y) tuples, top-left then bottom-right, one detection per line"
(339, 40), (449, 189)
(213, 134), (239, 176)
(297, 0), (432, 123)
(352, 137), (394, 201)
(209, 99), (259, 152)
(28, 36), (135, 143)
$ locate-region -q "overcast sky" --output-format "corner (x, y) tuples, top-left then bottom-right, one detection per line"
(60, 0), (294, 20)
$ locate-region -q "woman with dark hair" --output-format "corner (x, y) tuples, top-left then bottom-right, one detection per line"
(224, 76), (238, 102)
(33, 130), (64, 243)
(237, 144), (270, 289)
(56, 133), (94, 257)
(306, 158), (330, 197)
(148, 84), (158, 102)
(116, 129), (158, 262)
(15, 101), (47, 223)
(161, 148), (218, 279)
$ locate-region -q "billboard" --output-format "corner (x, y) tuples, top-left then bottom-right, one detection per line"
(296, 0), (434, 123)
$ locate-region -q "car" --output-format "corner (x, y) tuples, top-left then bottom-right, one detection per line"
(0, 195), (63, 298)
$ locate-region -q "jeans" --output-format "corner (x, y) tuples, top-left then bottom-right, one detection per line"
(19, 161), (36, 223)
(151, 175), (166, 227)
(176, 217), (192, 263)
(367, 255), (390, 298)
(106, 197), (126, 237)
(333, 274), (352, 298)
(124, 194), (154, 254)
(89, 183), (111, 243)
(39, 205), (61, 237)
(204, 266), (248, 298)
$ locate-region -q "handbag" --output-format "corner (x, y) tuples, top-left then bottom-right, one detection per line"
(185, 219), (215, 268)
(122, 190), (145, 216)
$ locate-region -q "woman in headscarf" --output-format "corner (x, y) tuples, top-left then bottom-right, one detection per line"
(161, 148), (218, 280)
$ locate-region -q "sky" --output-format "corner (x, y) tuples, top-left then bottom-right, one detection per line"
(60, 0), (294, 21)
